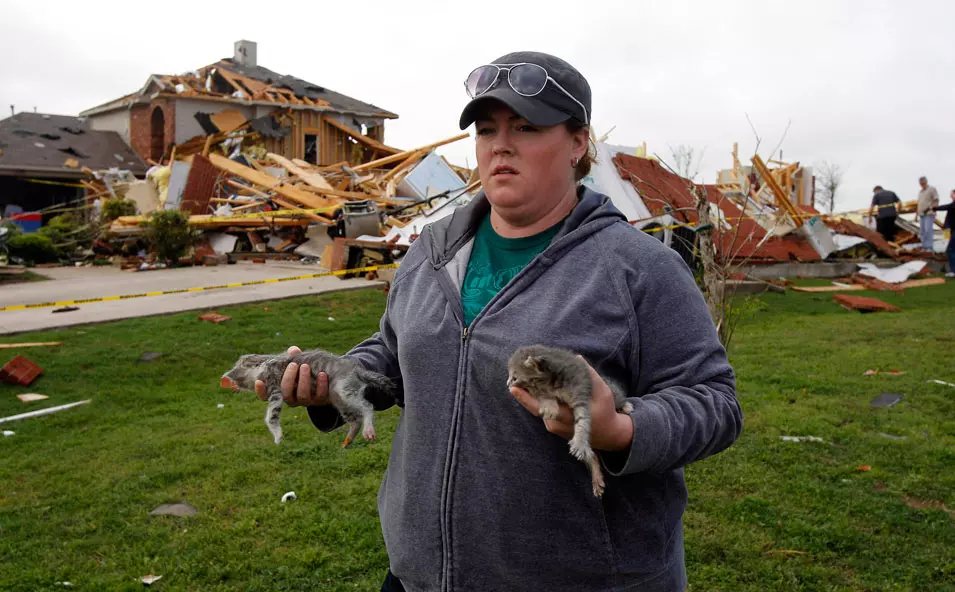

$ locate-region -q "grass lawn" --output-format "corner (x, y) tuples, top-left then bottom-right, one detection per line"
(0, 270), (51, 284)
(1, 280), (953, 591)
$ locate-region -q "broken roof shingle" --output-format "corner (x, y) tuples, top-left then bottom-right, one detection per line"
(0, 113), (147, 177)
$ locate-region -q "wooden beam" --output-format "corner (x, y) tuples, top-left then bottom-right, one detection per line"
(271, 198), (337, 224)
(382, 149), (426, 182)
(265, 153), (335, 191)
(208, 154), (333, 209)
(352, 133), (469, 173)
(0, 342), (63, 349)
(752, 154), (803, 227)
(323, 117), (401, 155)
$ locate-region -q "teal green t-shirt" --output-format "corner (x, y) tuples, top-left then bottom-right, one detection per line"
(461, 214), (563, 326)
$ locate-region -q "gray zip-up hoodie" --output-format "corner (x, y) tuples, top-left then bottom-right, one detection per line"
(308, 187), (741, 591)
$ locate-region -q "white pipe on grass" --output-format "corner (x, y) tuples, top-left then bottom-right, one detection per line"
(0, 400), (91, 424)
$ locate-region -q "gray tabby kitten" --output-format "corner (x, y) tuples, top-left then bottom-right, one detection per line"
(221, 349), (396, 447)
(507, 344), (634, 498)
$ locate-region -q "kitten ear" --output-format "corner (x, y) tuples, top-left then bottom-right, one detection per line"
(523, 355), (543, 372)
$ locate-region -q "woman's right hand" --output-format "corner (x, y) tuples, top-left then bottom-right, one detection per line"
(254, 346), (330, 407)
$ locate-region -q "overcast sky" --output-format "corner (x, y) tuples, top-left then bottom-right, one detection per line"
(2, 0), (952, 211)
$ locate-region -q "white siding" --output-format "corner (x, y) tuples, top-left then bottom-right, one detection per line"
(87, 110), (131, 144)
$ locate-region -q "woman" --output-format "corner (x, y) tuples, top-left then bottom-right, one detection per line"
(258, 51), (742, 592)
(933, 190), (955, 278)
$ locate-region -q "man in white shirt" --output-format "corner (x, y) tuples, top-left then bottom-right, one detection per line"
(917, 176), (939, 251)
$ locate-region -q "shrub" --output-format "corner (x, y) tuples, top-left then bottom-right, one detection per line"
(102, 199), (137, 222)
(7, 234), (58, 264)
(143, 209), (199, 265)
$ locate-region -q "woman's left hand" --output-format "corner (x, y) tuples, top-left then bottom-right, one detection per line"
(510, 360), (634, 452)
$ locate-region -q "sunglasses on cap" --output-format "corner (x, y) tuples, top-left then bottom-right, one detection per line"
(464, 63), (589, 125)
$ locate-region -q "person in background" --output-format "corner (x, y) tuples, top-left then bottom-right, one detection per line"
(932, 189), (955, 278)
(869, 185), (901, 242)
(917, 176), (940, 251)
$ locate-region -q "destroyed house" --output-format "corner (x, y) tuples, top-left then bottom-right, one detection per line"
(80, 40), (400, 167)
(0, 112), (146, 214)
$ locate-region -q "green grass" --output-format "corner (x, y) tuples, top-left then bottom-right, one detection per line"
(1, 281), (953, 591)
(0, 270), (50, 284)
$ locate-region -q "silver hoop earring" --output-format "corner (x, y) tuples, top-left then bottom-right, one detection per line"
(571, 157), (579, 168)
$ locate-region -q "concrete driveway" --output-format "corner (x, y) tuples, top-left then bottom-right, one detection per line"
(0, 262), (381, 335)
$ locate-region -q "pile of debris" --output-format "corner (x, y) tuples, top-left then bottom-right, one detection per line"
(88, 131), (478, 271)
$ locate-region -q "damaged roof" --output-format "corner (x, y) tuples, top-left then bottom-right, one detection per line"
(81, 58), (397, 120)
(0, 112), (148, 178)
(612, 153), (821, 263)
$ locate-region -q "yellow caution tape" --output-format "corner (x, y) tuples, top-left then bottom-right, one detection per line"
(0, 263), (398, 313)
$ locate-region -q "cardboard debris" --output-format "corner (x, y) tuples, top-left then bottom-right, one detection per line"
(832, 294), (900, 313)
(16, 393), (49, 403)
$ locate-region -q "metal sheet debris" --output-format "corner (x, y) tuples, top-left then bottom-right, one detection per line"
(857, 261), (927, 284)
(870, 393), (903, 408)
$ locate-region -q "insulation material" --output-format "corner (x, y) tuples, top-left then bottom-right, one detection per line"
(857, 261), (927, 284)
(581, 143), (653, 221)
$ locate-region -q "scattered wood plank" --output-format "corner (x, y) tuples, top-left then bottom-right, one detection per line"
(265, 153), (335, 191)
(351, 133), (470, 173)
(0, 342), (64, 349)
(0, 400), (91, 424)
(833, 294), (900, 313)
(208, 154), (332, 209)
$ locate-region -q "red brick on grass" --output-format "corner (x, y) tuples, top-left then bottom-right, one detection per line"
(833, 294), (900, 313)
(198, 313), (231, 324)
(0, 356), (44, 386)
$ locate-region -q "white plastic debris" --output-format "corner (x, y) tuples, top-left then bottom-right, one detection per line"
(3, 430), (15, 437)
(780, 436), (825, 443)
(217, 404), (225, 409)
(857, 261), (926, 284)
(928, 379), (955, 387)
(54, 582), (72, 587)
(327, 317), (335, 322)
(141, 574), (163, 585)
(281, 491), (297, 503)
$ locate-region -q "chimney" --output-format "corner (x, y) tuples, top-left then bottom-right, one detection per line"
(234, 40), (257, 68)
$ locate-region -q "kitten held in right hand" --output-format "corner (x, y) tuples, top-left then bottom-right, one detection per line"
(507, 344), (634, 498)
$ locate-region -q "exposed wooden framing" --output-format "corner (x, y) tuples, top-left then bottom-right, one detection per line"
(352, 133), (470, 173)
(202, 135), (214, 157)
(270, 198), (336, 224)
(208, 154), (333, 209)
(752, 155), (803, 226)
(323, 117), (401, 155)
(225, 179), (271, 199)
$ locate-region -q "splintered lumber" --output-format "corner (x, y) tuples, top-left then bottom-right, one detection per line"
(382, 149), (427, 182)
(270, 198), (336, 225)
(322, 118), (401, 155)
(208, 154), (332, 209)
(751, 154), (803, 227)
(265, 153), (335, 191)
(352, 133), (470, 173)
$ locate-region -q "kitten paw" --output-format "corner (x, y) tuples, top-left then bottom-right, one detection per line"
(569, 438), (590, 462)
(363, 426), (377, 442)
(620, 401), (634, 414)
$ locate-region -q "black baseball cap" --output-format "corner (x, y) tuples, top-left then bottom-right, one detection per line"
(458, 51), (592, 130)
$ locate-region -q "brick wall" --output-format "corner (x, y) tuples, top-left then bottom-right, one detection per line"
(130, 98), (176, 163)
